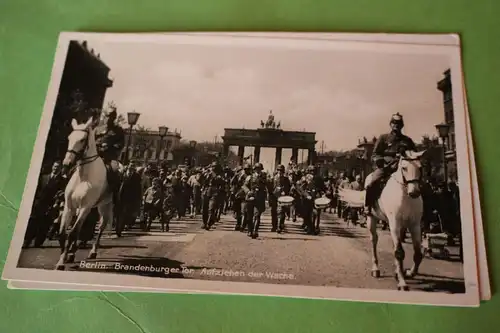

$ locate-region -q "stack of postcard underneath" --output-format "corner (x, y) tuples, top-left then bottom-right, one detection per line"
(1, 32), (491, 307)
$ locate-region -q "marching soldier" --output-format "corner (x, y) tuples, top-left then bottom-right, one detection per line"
(142, 178), (163, 231)
(297, 165), (326, 235)
(187, 168), (202, 217)
(95, 107), (125, 216)
(241, 162), (268, 239)
(222, 166), (234, 215)
(171, 169), (184, 219)
(364, 113), (417, 216)
(161, 179), (176, 232)
(289, 168), (303, 222)
(229, 166), (242, 218)
(336, 172), (351, 219)
(324, 174), (335, 214)
(268, 165), (291, 233)
(201, 162), (225, 230)
(231, 163), (252, 231)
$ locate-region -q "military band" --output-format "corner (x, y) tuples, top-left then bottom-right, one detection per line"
(24, 112), (462, 248)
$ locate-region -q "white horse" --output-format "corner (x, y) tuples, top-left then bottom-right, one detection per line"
(55, 117), (114, 270)
(338, 150), (425, 291)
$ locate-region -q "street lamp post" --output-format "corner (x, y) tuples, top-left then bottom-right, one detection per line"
(435, 122), (450, 184)
(157, 126), (168, 164)
(124, 111), (141, 165)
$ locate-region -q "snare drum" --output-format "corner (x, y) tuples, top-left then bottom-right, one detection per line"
(277, 195), (294, 207)
(314, 197), (331, 209)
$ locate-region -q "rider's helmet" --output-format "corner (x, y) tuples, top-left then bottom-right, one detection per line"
(107, 108), (117, 122)
(276, 164), (285, 172)
(390, 112), (404, 128)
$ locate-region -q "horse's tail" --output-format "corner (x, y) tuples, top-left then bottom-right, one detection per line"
(337, 188), (365, 208)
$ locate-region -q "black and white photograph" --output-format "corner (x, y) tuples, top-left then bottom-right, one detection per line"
(2, 33), (481, 306)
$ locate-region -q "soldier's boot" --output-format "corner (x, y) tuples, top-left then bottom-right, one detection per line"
(364, 184), (376, 216)
(201, 200), (209, 229)
(235, 209), (242, 231)
(270, 205), (278, 232)
(246, 217), (253, 237)
(278, 210), (285, 233)
(252, 214), (260, 239)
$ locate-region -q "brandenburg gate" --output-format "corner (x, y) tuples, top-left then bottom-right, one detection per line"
(221, 111), (317, 167)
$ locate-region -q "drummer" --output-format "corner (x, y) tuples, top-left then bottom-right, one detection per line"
(297, 165), (326, 235)
(268, 164), (292, 233)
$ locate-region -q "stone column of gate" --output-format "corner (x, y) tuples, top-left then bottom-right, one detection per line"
(275, 147), (283, 169)
(237, 145), (245, 166)
(222, 144), (230, 158)
(291, 147), (299, 164)
(307, 148), (316, 165)
(254, 146), (261, 163)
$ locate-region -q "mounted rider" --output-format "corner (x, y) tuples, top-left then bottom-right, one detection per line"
(95, 107), (125, 209)
(364, 113), (417, 216)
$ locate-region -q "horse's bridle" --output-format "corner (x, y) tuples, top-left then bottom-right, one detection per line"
(394, 157), (422, 187)
(66, 129), (99, 166)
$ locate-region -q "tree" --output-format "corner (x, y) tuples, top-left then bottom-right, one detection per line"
(116, 113), (127, 127)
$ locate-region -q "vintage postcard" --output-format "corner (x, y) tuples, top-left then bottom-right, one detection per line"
(7, 94), (489, 300)
(2, 32), (484, 306)
(9, 83), (489, 301)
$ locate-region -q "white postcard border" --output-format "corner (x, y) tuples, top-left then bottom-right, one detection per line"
(2, 32), (480, 307)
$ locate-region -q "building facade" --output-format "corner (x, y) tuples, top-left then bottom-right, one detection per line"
(43, 40), (113, 171)
(60, 41), (114, 110)
(437, 69), (458, 181)
(120, 129), (182, 164)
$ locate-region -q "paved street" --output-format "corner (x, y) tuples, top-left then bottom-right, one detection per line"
(18, 211), (465, 293)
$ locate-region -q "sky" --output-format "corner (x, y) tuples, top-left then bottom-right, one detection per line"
(88, 38), (451, 171)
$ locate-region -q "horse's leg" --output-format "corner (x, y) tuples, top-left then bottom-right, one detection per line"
(90, 202), (112, 259)
(406, 219), (423, 278)
(367, 215), (380, 278)
(55, 204), (76, 270)
(67, 207), (93, 264)
(389, 221), (408, 291)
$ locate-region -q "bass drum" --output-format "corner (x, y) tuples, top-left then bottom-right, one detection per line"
(277, 195), (295, 207)
(314, 197), (331, 209)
